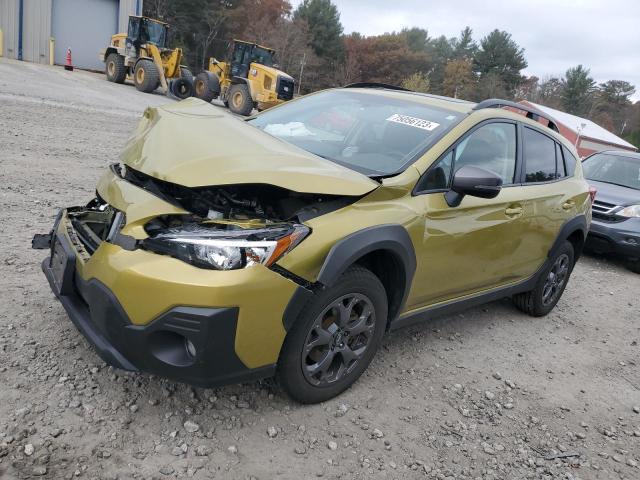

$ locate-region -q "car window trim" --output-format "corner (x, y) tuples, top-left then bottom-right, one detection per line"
(413, 118), (520, 196)
(519, 124), (571, 185)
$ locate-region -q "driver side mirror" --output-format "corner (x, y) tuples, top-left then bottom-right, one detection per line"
(444, 165), (503, 207)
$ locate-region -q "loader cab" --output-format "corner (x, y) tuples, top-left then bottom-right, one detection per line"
(230, 41), (275, 78)
(126, 16), (168, 53)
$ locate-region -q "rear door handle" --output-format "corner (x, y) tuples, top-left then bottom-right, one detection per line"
(562, 201), (575, 210)
(505, 207), (523, 217)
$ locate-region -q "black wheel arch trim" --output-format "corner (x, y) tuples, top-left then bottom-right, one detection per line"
(282, 224), (417, 331)
(548, 214), (587, 264)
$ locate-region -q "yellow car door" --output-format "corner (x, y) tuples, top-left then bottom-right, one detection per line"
(405, 120), (534, 309)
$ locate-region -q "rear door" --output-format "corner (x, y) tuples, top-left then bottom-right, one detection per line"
(515, 126), (575, 276)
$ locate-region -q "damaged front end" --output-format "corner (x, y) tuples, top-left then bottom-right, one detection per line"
(32, 199), (124, 257)
(34, 99), (380, 276)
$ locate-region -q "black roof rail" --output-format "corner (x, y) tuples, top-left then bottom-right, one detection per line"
(344, 82), (411, 92)
(473, 99), (560, 133)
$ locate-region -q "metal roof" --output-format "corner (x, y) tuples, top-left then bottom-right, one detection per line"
(525, 101), (636, 150)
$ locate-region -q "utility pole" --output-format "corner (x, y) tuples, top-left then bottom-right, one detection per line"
(297, 52), (306, 96)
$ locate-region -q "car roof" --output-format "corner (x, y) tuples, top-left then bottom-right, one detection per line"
(343, 86), (474, 114)
(342, 86), (568, 141)
(590, 150), (640, 160)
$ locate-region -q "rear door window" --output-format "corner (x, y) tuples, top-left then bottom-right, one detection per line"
(523, 127), (557, 183)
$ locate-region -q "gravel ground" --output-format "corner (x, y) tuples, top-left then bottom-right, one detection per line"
(1, 58), (639, 480)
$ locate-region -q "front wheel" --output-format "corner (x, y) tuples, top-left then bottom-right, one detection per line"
(227, 83), (254, 116)
(626, 258), (640, 274)
(513, 241), (574, 316)
(133, 60), (159, 93)
(277, 266), (388, 404)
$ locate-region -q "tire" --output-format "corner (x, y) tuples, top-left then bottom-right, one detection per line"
(105, 53), (126, 84)
(180, 66), (193, 82)
(133, 60), (160, 93)
(626, 258), (640, 274)
(227, 83), (254, 116)
(194, 71), (220, 102)
(277, 266), (388, 404)
(513, 241), (574, 317)
(170, 77), (194, 99)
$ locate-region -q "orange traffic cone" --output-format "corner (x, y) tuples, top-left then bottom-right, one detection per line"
(64, 48), (74, 71)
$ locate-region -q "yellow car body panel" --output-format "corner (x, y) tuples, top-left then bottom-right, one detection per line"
(37, 88), (591, 391)
(55, 214), (296, 369)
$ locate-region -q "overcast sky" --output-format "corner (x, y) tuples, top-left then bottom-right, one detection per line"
(292, 0), (640, 100)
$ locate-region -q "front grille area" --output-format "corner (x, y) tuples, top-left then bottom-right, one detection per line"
(591, 200), (625, 223)
(592, 200), (617, 214)
(66, 200), (120, 256)
(276, 75), (294, 100)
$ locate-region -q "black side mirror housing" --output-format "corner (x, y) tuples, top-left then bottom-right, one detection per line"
(445, 165), (503, 207)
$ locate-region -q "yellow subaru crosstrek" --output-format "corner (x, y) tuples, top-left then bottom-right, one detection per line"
(33, 85), (592, 403)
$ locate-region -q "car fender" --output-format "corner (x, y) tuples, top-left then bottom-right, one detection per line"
(282, 224), (416, 330)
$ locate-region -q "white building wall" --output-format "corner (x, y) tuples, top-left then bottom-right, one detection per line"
(22, 0), (51, 64)
(118, 0), (142, 33)
(0, 0), (20, 59)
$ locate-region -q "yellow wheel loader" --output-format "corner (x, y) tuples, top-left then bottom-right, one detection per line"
(101, 16), (193, 99)
(194, 40), (295, 116)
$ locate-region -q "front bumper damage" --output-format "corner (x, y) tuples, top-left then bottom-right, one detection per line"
(34, 206), (299, 387)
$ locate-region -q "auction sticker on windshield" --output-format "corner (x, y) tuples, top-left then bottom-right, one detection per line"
(386, 114), (440, 131)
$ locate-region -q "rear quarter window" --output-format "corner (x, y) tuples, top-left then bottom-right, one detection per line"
(561, 146), (577, 176)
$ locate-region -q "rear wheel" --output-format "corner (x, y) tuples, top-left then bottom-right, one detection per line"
(133, 60), (160, 93)
(194, 71), (220, 102)
(513, 241), (574, 317)
(105, 53), (126, 84)
(227, 83), (254, 116)
(277, 266), (387, 404)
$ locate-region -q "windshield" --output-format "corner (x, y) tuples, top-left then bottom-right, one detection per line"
(251, 46), (274, 67)
(582, 153), (640, 190)
(249, 90), (465, 176)
(143, 20), (167, 48)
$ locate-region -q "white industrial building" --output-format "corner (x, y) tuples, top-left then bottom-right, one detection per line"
(0, 0), (142, 70)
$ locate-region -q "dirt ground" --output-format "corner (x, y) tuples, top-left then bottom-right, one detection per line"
(0, 58), (639, 480)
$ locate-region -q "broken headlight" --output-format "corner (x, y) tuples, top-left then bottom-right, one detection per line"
(141, 222), (310, 270)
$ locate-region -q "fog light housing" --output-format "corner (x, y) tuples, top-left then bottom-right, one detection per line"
(185, 338), (197, 358)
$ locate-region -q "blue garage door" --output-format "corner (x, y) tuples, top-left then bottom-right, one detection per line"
(52, 0), (118, 70)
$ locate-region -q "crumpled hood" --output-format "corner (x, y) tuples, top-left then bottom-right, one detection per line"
(120, 98), (379, 196)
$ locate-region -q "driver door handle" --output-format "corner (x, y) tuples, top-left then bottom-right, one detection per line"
(505, 206), (523, 217)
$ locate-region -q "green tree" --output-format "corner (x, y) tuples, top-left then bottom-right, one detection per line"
(427, 35), (455, 94)
(401, 27), (430, 53)
(402, 72), (430, 93)
(538, 76), (563, 109)
(594, 80), (636, 134)
(442, 58), (476, 99)
(452, 26), (477, 60)
(294, 0), (344, 60)
(561, 65), (596, 116)
(474, 29), (527, 96)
